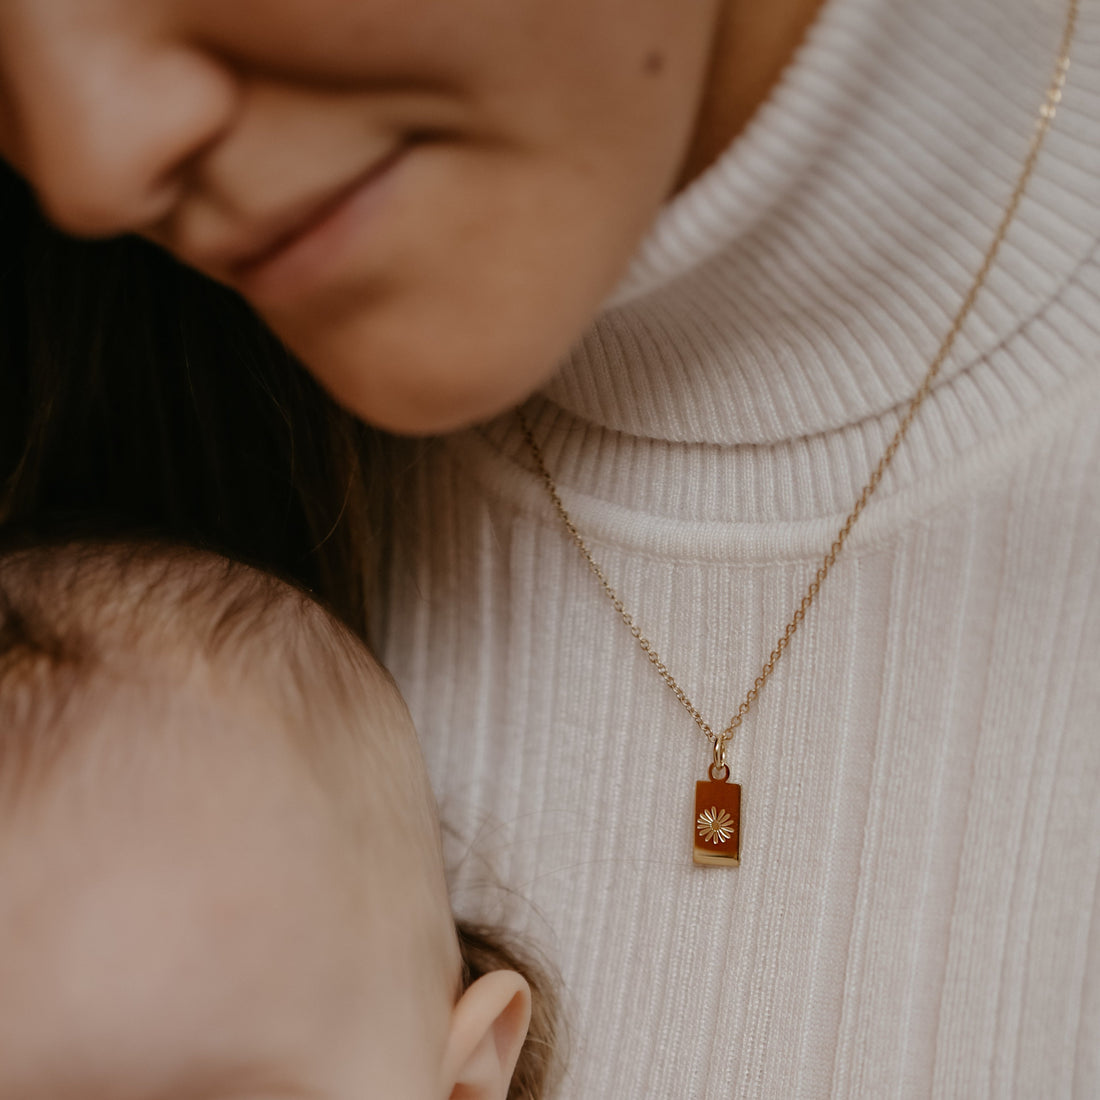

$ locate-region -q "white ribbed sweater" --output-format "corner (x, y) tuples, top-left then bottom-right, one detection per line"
(378, 0), (1100, 1096)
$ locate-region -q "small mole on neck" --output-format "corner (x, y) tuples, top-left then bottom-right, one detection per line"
(643, 50), (666, 76)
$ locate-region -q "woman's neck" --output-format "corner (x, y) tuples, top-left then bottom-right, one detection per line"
(680, 0), (826, 187)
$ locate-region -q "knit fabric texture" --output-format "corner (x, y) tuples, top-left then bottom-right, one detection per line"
(378, 0), (1100, 1095)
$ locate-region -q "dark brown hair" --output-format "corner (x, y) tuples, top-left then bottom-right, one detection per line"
(0, 160), (388, 639)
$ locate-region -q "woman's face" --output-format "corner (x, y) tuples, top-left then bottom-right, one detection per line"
(0, 0), (725, 433)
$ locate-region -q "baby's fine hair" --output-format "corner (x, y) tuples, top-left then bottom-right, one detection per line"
(0, 536), (559, 1100)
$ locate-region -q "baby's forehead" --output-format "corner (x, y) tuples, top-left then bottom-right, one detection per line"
(0, 654), (440, 990)
(0, 689), (409, 1100)
(0, 541), (430, 862)
(0, 544), (461, 1098)
(2, 671), (328, 846)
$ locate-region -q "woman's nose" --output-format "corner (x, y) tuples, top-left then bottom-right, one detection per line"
(3, 16), (237, 237)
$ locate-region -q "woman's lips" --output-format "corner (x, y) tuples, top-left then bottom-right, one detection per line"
(227, 145), (408, 308)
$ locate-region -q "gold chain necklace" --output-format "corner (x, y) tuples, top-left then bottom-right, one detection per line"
(519, 0), (1078, 867)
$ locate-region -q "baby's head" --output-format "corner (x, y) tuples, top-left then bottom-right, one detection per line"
(0, 540), (552, 1100)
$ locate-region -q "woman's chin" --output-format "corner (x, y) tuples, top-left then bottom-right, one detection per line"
(284, 323), (567, 437)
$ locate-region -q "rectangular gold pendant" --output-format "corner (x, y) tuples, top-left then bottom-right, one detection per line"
(694, 779), (741, 866)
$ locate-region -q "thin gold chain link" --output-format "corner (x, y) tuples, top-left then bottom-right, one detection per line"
(519, 0), (1078, 763)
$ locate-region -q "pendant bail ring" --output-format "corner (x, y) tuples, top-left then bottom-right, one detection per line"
(709, 738), (730, 782)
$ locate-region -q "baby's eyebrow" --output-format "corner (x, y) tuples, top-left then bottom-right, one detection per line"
(136, 1064), (322, 1100)
(0, 1068), (320, 1100)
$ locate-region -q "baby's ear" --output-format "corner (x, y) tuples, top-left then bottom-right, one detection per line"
(442, 969), (531, 1100)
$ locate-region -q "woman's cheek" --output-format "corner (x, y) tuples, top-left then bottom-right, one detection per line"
(259, 146), (660, 435)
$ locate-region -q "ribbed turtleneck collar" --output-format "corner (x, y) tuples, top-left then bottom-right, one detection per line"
(538, 0), (1100, 446)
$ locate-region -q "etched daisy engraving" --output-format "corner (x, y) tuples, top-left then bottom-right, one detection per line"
(696, 806), (735, 845)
